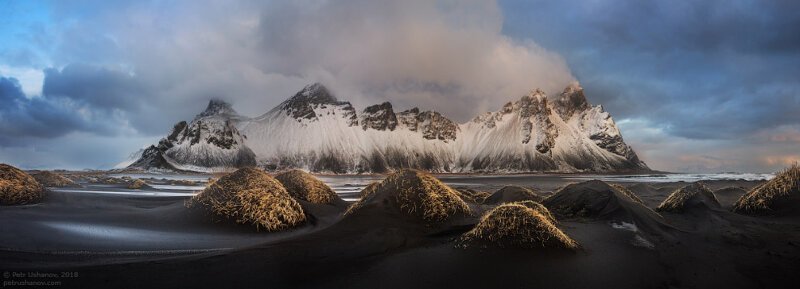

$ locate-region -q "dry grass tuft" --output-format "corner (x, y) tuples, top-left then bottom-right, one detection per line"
(274, 169), (338, 204)
(359, 182), (380, 198)
(611, 184), (645, 205)
(188, 167), (306, 231)
(456, 203), (578, 250)
(484, 185), (543, 204)
(514, 200), (557, 224)
(127, 179), (148, 189)
(657, 182), (719, 212)
(345, 182), (381, 216)
(31, 171), (77, 187)
(458, 189), (492, 204)
(0, 164), (44, 205)
(170, 179), (198, 186)
(733, 164), (800, 215)
(345, 169), (470, 222)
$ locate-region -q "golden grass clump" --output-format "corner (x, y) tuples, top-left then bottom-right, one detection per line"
(359, 182), (380, 198)
(345, 182), (381, 216)
(274, 169), (338, 204)
(733, 164), (800, 216)
(458, 189), (492, 204)
(127, 179), (148, 189)
(514, 200), (557, 224)
(484, 185), (543, 205)
(0, 164), (44, 205)
(32, 171), (77, 187)
(170, 179), (198, 186)
(657, 182), (720, 212)
(345, 169), (470, 222)
(188, 167), (306, 231)
(456, 203), (578, 250)
(611, 184), (645, 205)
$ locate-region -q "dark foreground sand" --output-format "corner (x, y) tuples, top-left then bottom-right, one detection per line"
(1, 175), (799, 289)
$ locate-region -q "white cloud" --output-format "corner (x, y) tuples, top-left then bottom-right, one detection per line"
(254, 0), (575, 119)
(0, 65), (44, 96)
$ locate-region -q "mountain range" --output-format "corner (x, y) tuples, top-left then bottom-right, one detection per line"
(123, 82), (649, 173)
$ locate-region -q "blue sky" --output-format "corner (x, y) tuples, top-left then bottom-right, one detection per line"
(0, 0), (798, 172)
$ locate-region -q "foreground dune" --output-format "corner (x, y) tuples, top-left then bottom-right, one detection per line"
(0, 170), (798, 289)
(0, 163), (44, 205)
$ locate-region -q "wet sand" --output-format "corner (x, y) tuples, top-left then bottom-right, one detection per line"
(1, 174), (799, 289)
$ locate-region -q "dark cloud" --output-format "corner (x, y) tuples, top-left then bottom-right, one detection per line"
(0, 75), (90, 141)
(501, 0), (800, 141)
(0, 65), (165, 144)
(42, 64), (145, 111)
(1, 0), (798, 172)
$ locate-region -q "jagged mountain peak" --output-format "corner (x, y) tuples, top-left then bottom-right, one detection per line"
(292, 82), (339, 104)
(395, 108), (459, 141)
(361, 101), (398, 131)
(563, 81), (583, 95)
(525, 88), (548, 100)
(276, 83), (358, 125)
(494, 88), (550, 117)
(555, 82), (590, 119)
(402, 107), (420, 114)
(196, 99), (238, 119)
(365, 101), (394, 111)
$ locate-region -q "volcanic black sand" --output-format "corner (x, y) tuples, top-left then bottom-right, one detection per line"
(1, 173), (799, 289)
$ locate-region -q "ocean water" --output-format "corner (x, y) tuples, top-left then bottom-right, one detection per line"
(62, 172), (772, 198)
(565, 173), (774, 183)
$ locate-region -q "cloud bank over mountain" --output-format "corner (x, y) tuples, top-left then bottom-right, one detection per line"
(0, 0), (798, 172)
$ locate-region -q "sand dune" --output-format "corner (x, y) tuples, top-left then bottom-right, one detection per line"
(0, 171), (797, 289)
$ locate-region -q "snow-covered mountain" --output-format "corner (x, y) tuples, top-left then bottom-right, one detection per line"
(126, 100), (256, 172)
(127, 83), (648, 173)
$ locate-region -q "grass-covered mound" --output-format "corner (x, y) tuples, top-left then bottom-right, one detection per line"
(657, 182), (720, 213)
(31, 171), (77, 187)
(515, 200), (557, 224)
(359, 182), (380, 198)
(345, 169), (470, 222)
(543, 180), (674, 238)
(483, 185), (543, 205)
(170, 179), (198, 186)
(456, 203), (578, 250)
(127, 179), (149, 189)
(543, 180), (647, 219)
(0, 164), (44, 205)
(456, 188), (492, 204)
(188, 167), (306, 231)
(275, 169), (339, 204)
(733, 165), (800, 216)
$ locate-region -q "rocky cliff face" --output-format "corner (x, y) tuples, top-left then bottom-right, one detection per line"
(396, 108), (458, 142)
(456, 83), (647, 172)
(361, 102), (398, 131)
(128, 82), (648, 173)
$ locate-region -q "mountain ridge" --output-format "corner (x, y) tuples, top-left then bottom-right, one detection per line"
(126, 82), (649, 173)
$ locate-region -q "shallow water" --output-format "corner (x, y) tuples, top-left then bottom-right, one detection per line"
(52, 188), (197, 197)
(72, 172), (774, 198)
(147, 184), (207, 191)
(566, 173), (774, 183)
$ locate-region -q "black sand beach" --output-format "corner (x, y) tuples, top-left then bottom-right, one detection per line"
(1, 173), (799, 289)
